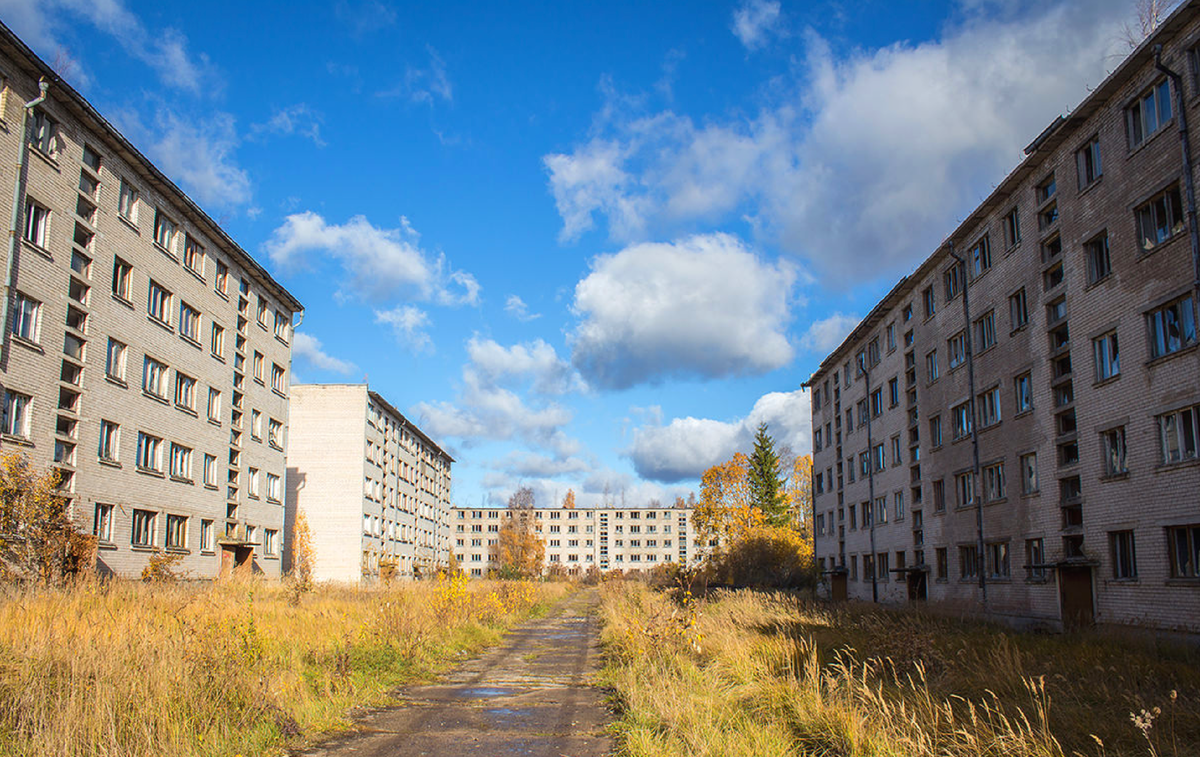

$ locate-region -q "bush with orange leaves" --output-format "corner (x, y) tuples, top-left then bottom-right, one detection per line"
(709, 524), (818, 589)
(0, 451), (94, 583)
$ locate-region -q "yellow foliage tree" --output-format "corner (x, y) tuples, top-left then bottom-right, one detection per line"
(491, 487), (544, 579)
(785, 453), (814, 530)
(289, 507), (316, 587)
(562, 488), (576, 509)
(694, 453), (762, 543)
(0, 452), (90, 583)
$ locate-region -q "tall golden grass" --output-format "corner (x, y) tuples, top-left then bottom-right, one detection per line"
(0, 575), (567, 757)
(599, 582), (1199, 757)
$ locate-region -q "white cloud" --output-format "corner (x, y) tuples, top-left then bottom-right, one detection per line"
(379, 45), (453, 104)
(629, 389), (811, 482)
(504, 294), (541, 322)
(545, 0), (1133, 284)
(292, 332), (356, 375)
(0, 0), (214, 92)
(799, 312), (859, 353)
(571, 233), (796, 389)
(732, 0), (783, 50)
(250, 104), (326, 147)
(467, 336), (583, 395)
(496, 451), (591, 478)
(374, 306), (432, 351)
(115, 108), (251, 208)
(265, 212), (479, 304)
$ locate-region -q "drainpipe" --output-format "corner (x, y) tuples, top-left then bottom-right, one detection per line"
(2, 78), (50, 367)
(861, 355), (878, 603)
(948, 242), (986, 612)
(1154, 46), (1200, 348)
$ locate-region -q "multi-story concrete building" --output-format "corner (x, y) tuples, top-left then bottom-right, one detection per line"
(286, 384), (454, 582)
(0, 23), (301, 579)
(452, 503), (713, 577)
(807, 2), (1200, 633)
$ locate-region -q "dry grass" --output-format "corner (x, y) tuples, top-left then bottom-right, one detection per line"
(599, 583), (1200, 757)
(0, 575), (568, 757)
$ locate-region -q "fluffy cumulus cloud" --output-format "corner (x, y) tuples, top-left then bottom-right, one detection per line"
(374, 305), (432, 351)
(545, 0), (1133, 284)
(799, 312), (860, 353)
(504, 294), (541, 321)
(731, 0), (783, 50)
(570, 233), (796, 389)
(629, 389), (811, 482)
(413, 336), (583, 458)
(265, 212), (479, 305)
(0, 0), (214, 91)
(292, 332), (356, 374)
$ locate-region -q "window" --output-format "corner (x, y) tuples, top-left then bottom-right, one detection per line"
(987, 542), (1010, 579)
(23, 199), (49, 247)
(1128, 79), (1172, 148)
(891, 436), (901, 466)
(137, 432), (162, 471)
(257, 297), (268, 325)
(11, 292), (40, 342)
(1085, 233), (1111, 284)
(1022, 538), (1045, 580)
(1099, 425), (1128, 478)
(873, 443), (885, 472)
(98, 420), (119, 461)
(251, 409), (262, 440)
(100, 339), (127, 383)
(970, 235), (991, 276)
(952, 401), (972, 440)
(131, 509), (156, 548)
(975, 311), (996, 351)
(944, 263), (963, 300)
(271, 364), (286, 393)
(215, 260), (229, 295)
(2, 391), (31, 438)
(264, 529), (279, 557)
(1076, 136), (1102, 188)
(871, 389), (883, 417)
(253, 351), (264, 381)
(166, 514), (187, 549)
(1168, 524), (1200, 578)
(936, 547), (948, 580)
(1158, 404), (1199, 464)
(274, 310), (290, 341)
(948, 331), (966, 369)
(174, 372), (196, 410)
(203, 454), (217, 487)
(184, 235), (204, 276)
(153, 210), (177, 252)
(1093, 331), (1119, 382)
(143, 357), (168, 398)
(118, 180), (138, 222)
(148, 281), (172, 324)
(960, 544), (980, 579)
(1036, 173), (1056, 204)
(112, 258), (132, 300)
(955, 471), (974, 507)
(94, 504), (114, 543)
(1020, 452), (1038, 494)
(30, 109), (57, 155)
(211, 323), (225, 358)
(174, 305), (199, 344)
(248, 468), (261, 497)
(886, 323), (896, 351)
(894, 491), (904, 521)
(929, 415), (943, 447)
(926, 349), (939, 382)
(201, 519), (215, 551)
(1014, 373), (1032, 414)
(1147, 296), (1196, 359)
(923, 286), (936, 317)
(933, 480), (945, 512)
(982, 462), (1005, 502)
(208, 388), (222, 422)
(978, 387), (1001, 428)
(1110, 531), (1137, 579)
(267, 473), (281, 502)
(1002, 207), (1020, 248)
(1136, 185), (1185, 251)
(268, 418), (282, 448)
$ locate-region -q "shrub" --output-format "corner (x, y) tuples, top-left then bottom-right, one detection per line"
(711, 525), (816, 589)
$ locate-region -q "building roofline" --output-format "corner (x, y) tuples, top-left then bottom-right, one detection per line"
(806, 0), (1200, 385)
(366, 389), (455, 463)
(0, 20), (303, 314)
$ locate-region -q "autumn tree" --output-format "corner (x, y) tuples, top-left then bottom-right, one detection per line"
(289, 507), (316, 587)
(785, 453), (814, 531)
(0, 452), (92, 583)
(748, 423), (788, 526)
(694, 453), (761, 543)
(491, 487), (545, 578)
(562, 488), (576, 509)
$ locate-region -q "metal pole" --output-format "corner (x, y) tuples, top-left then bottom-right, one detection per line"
(948, 243), (986, 611)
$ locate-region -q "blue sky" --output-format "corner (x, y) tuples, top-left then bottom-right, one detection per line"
(2, 0), (1147, 507)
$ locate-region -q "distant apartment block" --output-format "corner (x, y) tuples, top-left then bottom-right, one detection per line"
(0, 22), (301, 578)
(286, 384), (454, 582)
(452, 503), (714, 577)
(807, 2), (1200, 633)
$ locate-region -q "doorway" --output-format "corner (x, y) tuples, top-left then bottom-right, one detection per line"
(1059, 566), (1094, 629)
(907, 571), (927, 601)
(831, 572), (848, 601)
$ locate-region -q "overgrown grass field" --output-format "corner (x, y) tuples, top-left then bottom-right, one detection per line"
(0, 576), (568, 757)
(599, 582), (1200, 757)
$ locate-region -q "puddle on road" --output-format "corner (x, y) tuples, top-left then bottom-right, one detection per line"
(485, 707), (533, 719)
(455, 687), (513, 698)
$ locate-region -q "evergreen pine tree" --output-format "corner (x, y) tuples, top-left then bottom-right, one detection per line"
(748, 423), (788, 526)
